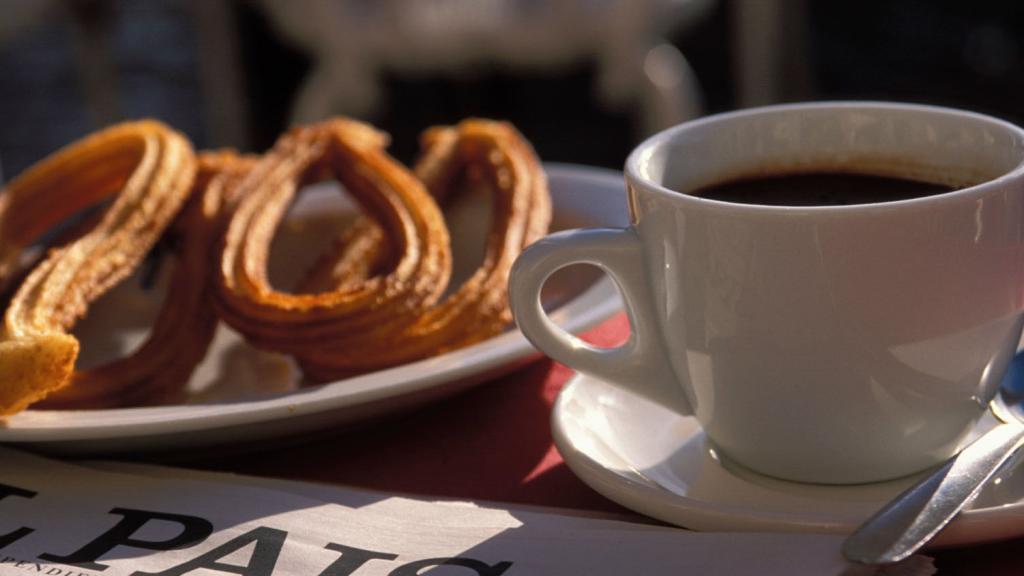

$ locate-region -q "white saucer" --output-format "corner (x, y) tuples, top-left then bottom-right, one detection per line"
(551, 372), (1024, 547)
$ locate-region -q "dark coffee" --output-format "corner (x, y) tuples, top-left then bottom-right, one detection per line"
(691, 172), (956, 207)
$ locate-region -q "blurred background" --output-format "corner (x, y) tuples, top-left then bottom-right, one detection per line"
(0, 0), (1021, 179)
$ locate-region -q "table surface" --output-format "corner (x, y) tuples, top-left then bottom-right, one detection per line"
(179, 314), (1020, 576)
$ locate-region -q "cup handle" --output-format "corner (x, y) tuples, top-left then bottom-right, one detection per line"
(509, 228), (693, 415)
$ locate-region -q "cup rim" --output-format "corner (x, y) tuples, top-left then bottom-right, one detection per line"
(625, 101), (1024, 213)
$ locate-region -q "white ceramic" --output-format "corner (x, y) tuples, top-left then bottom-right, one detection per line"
(511, 102), (1024, 484)
(552, 371), (1024, 546)
(0, 164), (625, 455)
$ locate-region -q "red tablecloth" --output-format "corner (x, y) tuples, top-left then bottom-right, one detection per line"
(189, 314), (1021, 576)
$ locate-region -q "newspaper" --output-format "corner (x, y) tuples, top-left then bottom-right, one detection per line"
(0, 448), (931, 576)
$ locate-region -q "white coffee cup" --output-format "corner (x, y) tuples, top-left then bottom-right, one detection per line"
(509, 102), (1024, 484)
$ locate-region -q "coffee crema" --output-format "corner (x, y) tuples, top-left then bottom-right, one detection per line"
(690, 172), (957, 207)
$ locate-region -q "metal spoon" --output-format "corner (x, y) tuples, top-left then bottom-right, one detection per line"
(842, 352), (1024, 564)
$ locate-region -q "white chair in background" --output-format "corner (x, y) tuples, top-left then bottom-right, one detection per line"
(258, 0), (714, 137)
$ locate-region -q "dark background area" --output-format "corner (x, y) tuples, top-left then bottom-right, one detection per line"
(0, 0), (1021, 178)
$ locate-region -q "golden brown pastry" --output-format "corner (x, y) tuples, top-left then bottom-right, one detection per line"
(0, 120), (196, 415)
(40, 152), (255, 409)
(296, 119), (551, 380)
(0, 116), (550, 414)
(213, 118), (452, 359)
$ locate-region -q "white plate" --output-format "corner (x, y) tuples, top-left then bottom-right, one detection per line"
(0, 163), (627, 455)
(552, 371), (1024, 547)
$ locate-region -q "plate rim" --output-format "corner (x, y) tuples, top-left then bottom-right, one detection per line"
(0, 163), (626, 444)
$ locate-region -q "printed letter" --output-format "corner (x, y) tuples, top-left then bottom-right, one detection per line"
(389, 558), (512, 576)
(130, 526), (286, 576)
(39, 508), (213, 571)
(0, 483), (37, 549)
(317, 543), (397, 576)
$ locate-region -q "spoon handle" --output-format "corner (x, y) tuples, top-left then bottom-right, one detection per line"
(842, 422), (1024, 564)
